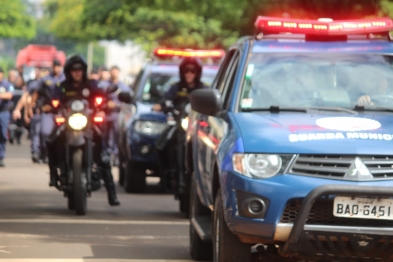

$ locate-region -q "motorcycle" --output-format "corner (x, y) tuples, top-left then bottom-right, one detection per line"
(156, 101), (191, 214)
(41, 85), (122, 215)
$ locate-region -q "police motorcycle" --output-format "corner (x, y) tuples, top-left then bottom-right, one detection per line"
(156, 100), (191, 213)
(39, 85), (129, 215)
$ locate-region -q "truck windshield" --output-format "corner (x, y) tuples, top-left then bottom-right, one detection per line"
(240, 53), (393, 111)
(141, 72), (216, 103)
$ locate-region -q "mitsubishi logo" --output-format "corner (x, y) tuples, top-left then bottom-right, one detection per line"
(344, 157), (374, 181)
(358, 241), (369, 247)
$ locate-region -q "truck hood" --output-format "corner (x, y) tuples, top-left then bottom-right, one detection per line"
(234, 113), (393, 155)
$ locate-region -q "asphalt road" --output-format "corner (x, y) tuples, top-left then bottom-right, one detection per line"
(0, 138), (201, 262)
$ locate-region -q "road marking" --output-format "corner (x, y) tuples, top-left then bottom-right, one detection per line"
(0, 233), (188, 240)
(0, 219), (189, 225)
(0, 250), (11, 254)
(1, 258), (194, 262)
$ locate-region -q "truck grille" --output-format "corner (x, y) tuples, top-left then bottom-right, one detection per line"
(290, 155), (393, 179)
(281, 199), (393, 227)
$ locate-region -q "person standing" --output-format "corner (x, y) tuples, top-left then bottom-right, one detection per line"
(13, 66), (41, 144)
(88, 68), (99, 80)
(8, 69), (18, 85)
(9, 75), (25, 145)
(0, 67), (14, 167)
(98, 65), (130, 165)
(30, 60), (65, 163)
(98, 66), (110, 81)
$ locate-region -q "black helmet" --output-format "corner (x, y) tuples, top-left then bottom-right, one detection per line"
(179, 57), (203, 84)
(64, 55), (88, 81)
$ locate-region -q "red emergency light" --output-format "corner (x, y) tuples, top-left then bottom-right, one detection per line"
(255, 16), (393, 36)
(154, 48), (225, 58)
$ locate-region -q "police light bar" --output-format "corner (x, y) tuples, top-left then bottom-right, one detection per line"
(153, 48), (225, 58)
(255, 16), (393, 36)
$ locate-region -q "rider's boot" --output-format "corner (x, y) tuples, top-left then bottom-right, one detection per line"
(49, 166), (58, 187)
(102, 166), (120, 206)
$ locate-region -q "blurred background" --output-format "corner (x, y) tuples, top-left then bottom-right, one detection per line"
(1, 0), (393, 82)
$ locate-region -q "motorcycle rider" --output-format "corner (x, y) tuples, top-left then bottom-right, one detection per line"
(46, 55), (120, 206)
(153, 57), (207, 188)
(98, 65), (130, 165)
(29, 60), (65, 163)
(152, 57), (206, 111)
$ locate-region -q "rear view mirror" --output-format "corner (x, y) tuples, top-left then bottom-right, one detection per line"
(118, 91), (133, 104)
(190, 89), (222, 116)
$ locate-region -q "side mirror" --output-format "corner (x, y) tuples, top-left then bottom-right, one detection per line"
(118, 91), (133, 104)
(190, 89), (222, 116)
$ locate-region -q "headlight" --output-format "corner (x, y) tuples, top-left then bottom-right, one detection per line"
(232, 154), (283, 179)
(181, 117), (189, 131)
(134, 121), (167, 135)
(71, 100), (84, 112)
(68, 113), (88, 130)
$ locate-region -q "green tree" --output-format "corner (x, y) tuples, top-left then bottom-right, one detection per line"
(47, 0), (103, 42)
(49, 0), (388, 51)
(81, 0), (239, 49)
(39, 0), (106, 68)
(0, 0), (35, 39)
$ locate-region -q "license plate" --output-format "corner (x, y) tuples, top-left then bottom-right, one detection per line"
(333, 196), (393, 220)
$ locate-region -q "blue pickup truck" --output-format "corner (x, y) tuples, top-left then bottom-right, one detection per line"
(187, 16), (393, 261)
(117, 48), (221, 194)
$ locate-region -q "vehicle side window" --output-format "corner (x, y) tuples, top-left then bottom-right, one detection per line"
(221, 52), (240, 109)
(212, 50), (236, 92)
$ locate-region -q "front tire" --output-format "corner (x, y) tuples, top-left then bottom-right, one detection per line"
(72, 148), (87, 215)
(124, 160), (146, 193)
(180, 173), (191, 217)
(213, 189), (251, 262)
(189, 178), (212, 261)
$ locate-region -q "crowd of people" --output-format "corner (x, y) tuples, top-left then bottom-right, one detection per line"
(0, 60), (129, 169)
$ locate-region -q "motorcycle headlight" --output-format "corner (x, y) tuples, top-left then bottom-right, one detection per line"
(68, 113), (88, 130)
(181, 117), (189, 131)
(232, 154), (284, 179)
(134, 121), (167, 135)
